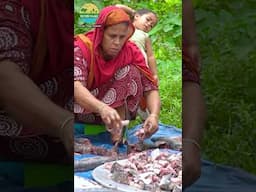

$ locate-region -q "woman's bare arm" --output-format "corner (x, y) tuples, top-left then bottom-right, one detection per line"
(183, 0), (205, 143)
(183, 0), (198, 45)
(0, 60), (72, 137)
(0, 60), (73, 156)
(145, 90), (161, 116)
(142, 90), (161, 137)
(183, 82), (206, 144)
(74, 81), (106, 114)
(74, 81), (123, 140)
(182, 0), (207, 188)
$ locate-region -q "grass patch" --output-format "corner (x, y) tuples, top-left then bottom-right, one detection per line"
(195, 0), (256, 174)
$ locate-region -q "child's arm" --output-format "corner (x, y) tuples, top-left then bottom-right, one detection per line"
(145, 37), (158, 83)
(115, 4), (135, 18)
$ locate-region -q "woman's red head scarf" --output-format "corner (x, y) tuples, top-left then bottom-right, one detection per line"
(78, 6), (156, 89)
(90, 5), (135, 50)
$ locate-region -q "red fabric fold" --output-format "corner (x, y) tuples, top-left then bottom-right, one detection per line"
(21, 0), (73, 81)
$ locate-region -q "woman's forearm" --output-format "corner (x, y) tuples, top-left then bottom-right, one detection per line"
(0, 60), (72, 137)
(182, 82), (206, 143)
(183, 1), (204, 141)
(144, 90), (161, 116)
(183, 0), (198, 45)
(74, 81), (105, 113)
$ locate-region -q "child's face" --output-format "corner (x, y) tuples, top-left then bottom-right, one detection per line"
(133, 12), (157, 33)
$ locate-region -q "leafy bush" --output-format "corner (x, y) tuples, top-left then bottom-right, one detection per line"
(194, 0), (256, 174)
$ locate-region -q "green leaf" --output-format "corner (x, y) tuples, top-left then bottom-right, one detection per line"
(163, 24), (174, 32)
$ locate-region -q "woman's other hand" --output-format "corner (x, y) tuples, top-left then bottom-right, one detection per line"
(137, 89), (160, 140)
(58, 115), (74, 160)
(182, 140), (201, 188)
(144, 113), (159, 138)
(136, 114), (159, 140)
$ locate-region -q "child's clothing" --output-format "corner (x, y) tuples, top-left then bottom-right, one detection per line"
(130, 29), (152, 120)
(130, 29), (149, 67)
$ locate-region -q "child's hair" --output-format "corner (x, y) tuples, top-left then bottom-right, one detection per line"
(135, 8), (158, 21)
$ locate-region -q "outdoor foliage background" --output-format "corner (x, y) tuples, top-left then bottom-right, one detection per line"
(74, 0), (182, 128)
(194, 0), (256, 174)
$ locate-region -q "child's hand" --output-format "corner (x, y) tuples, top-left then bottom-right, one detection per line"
(115, 4), (135, 18)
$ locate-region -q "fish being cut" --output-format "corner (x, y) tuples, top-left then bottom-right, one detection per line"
(74, 137), (118, 156)
(151, 136), (182, 151)
(74, 156), (125, 172)
(127, 136), (182, 153)
(74, 137), (128, 172)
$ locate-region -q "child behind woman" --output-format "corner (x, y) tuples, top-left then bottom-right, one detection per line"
(116, 5), (159, 119)
(116, 4), (159, 84)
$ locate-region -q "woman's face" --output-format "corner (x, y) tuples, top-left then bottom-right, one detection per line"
(133, 13), (157, 33)
(101, 23), (129, 60)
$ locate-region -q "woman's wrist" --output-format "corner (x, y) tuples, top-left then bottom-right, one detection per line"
(183, 138), (201, 151)
(97, 103), (107, 114)
(149, 113), (159, 119)
(59, 114), (74, 139)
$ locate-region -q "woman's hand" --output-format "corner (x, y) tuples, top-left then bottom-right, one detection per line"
(182, 140), (201, 188)
(144, 114), (159, 138)
(136, 114), (159, 140)
(137, 89), (160, 140)
(98, 104), (123, 142)
(58, 116), (74, 160)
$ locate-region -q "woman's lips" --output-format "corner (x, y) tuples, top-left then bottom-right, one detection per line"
(110, 48), (119, 54)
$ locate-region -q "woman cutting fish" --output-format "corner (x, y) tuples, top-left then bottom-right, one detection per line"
(74, 6), (161, 143)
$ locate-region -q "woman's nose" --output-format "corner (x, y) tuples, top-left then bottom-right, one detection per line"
(113, 38), (120, 45)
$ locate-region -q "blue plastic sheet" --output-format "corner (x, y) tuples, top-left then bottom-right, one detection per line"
(186, 160), (256, 192)
(0, 161), (23, 185)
